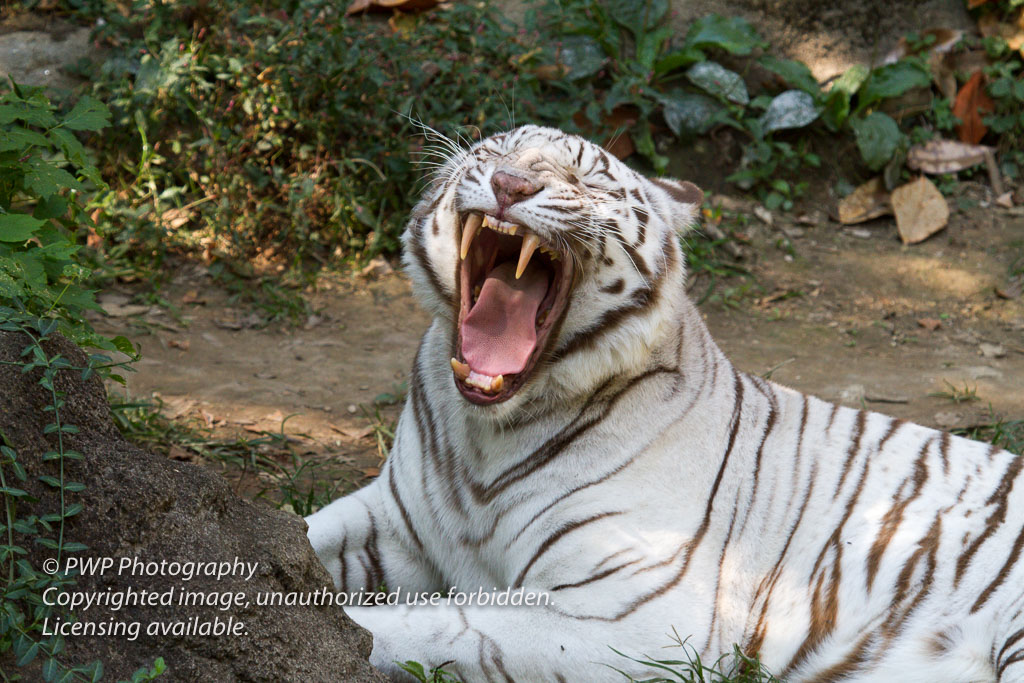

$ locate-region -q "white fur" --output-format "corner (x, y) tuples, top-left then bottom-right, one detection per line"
(307, 126), (1024, 682)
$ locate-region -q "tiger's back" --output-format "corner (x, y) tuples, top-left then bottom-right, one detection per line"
(306, 125), (1024, 682)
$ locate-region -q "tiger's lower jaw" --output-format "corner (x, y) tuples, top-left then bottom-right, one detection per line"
(451, 211), (574, 405)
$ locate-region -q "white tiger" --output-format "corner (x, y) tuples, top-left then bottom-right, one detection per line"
(306, 125), (1024, 682)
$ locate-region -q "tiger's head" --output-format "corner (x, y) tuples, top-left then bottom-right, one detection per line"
(402, 125), (702, 409)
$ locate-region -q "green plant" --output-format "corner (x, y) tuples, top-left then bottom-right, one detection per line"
(929, 380), (980, 404)
(981, 39), (1024, 178)
(0, 80), (132, 354)
(78, 0), (580, 284)
(0, 310), (142, 681)
(611, 631), (780, 683)
(399, 661), (464, 683)
(956, 416), (1024, 455)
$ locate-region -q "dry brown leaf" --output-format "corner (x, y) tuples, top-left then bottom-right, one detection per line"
(101, 302), (151, 318)
(168, 339), (190, 351)
(346, 0), (438, 15)
(953, 72), (994, 144)
(968, 0), (990, 7)
(361, 466), (381, 478)
(160, 208), (192, 231)
(996, 276), (1023, 300)
(330, 423), (375, 440)
(892, 176), (949, 245)
(168, 445), (201, 464)
(917, 318), (942, 331)
(838, 177), (893, 225)
(181, 289), (206, 305)
(996, 191), (1015, 208)
(907, 138), (993, 174)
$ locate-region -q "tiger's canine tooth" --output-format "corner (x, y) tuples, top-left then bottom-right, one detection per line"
(516, 233), (541, 279)
(461, 213), (483, 260)
(450, 358), (470, 380)
(490, 374), (504, 392)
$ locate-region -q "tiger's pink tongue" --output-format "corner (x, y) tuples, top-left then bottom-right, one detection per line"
(461, 261), (549, 376)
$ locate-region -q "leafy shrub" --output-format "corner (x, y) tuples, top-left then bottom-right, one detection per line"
(81, 0), (581, 272)
(0, 79), (132, 355)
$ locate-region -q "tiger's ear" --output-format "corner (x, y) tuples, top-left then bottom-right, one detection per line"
(650, 178), (703, 231)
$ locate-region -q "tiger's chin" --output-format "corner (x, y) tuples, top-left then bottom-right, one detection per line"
(450, 211), (574, 405)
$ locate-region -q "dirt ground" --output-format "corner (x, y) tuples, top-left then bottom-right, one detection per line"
(88, 194), (1024, 493)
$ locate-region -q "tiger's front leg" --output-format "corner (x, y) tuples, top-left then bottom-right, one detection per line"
(305, 476), (439, 594)
(348, 601), (658, 682)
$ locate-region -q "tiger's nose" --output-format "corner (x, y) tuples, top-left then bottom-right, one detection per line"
(491, 171), (541, 210)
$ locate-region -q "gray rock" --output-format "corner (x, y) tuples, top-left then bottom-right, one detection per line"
(0, 330), (385, 682)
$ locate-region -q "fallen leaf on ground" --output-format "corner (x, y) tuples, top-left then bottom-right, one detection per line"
(181, 290), (206, 305)
(330, 423), (375, 440)
(160, 208), (192, 230)
(838, 177), (892, 224)
(168, 445), (201, 464)
(161, 396), (197, 419)
(953, 72), (994, 144)
(996, 192), (1015, 209)
(753, 206), (773, 226)
(917, 318), (942, 331)
(168, 339), (190, 351)
(346, 0), (439, 15)
(979, 342), (1006, 358)
(101, 302), (151, 318)
(361, 466), (381, 478)
(996, 276), (1023, 299)
(907, 139), (993, 174)
(892, 176), (949, 244)
(360, 256), (393, 279)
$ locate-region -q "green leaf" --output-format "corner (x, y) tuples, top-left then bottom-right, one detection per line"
(833, 64), (871, 97)
(858, 60), (931, 109)
(558, 35), (606, 81)
(759, 90), (819, 133)
(17, 641), (39, 667)
(687, 61), (748, 104)
(61, 96), (111, 132)
(683, 14), (765, 55)
(33, 195), (68, 221)
(47, 128), (87, 166)
(24, 160), (83, 198)
(636, 26), (673, 70)
(606, 0), (669, 39)
(758, 56), (820, 96)
(0, 127), (51, 152)
(850, 111), (902, 170)
(0, 214), (45, 242)
(112, 335), (136, 356)
(653, 46), (704, 76)
(0, 100), (57, 128)
(43, 656), (59, 682)
(658, 90), (724, 136)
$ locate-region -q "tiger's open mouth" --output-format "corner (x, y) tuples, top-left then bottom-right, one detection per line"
(452, 212), (574, 404)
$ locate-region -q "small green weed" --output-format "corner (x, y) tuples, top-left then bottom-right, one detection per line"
(611, 632), (779, 683)
(954, 411), (1024, 456)
(399, 661), (464, 683)
(928, 380), (980, 404)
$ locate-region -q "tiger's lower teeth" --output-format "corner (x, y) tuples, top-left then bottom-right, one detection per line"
(465, 371), (504, 393)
